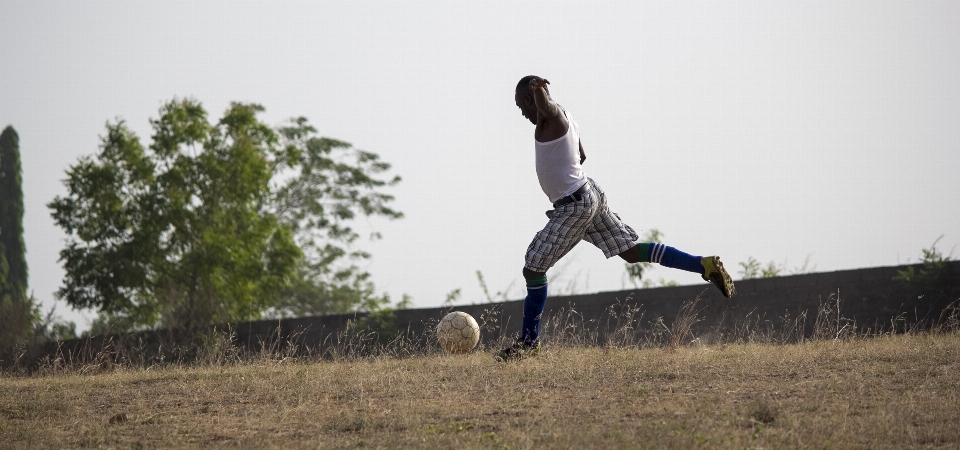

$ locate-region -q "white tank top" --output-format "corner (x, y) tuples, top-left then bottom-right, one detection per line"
(535, 109), (587, 203)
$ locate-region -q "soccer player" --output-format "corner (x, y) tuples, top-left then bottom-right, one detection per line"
(496, 76), (735, 362)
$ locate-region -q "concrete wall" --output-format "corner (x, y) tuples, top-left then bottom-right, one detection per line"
(389, 260), (960, 344)
(32, 261), (960, 365)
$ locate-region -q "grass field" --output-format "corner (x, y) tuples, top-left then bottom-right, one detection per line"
(2, 332), (959, 449)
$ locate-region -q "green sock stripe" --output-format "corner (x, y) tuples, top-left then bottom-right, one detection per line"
(637, 243), (653, 263)
(525, 276), (548, 287)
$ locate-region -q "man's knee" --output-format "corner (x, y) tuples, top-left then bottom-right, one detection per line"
(522, 267), (546, 279)
(617, 245), (640, 264)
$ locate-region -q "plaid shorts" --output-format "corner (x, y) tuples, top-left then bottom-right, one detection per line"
(524, 178), (639, 273)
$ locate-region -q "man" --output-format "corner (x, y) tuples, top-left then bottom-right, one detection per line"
(496, 76), (735, 362)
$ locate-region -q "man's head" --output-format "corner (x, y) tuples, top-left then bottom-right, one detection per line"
(515, 75), (547, 125)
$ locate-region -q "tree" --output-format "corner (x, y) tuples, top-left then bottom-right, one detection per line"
(49, 99), (401, 333)
(1, 125), (35, 354)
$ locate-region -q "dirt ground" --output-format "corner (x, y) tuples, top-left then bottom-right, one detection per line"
(2, 332), (959, 449)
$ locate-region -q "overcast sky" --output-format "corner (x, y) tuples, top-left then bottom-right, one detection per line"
(2, 0), (958, 332)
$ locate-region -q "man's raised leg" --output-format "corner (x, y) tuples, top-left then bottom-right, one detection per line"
(618, 244), (735, 298)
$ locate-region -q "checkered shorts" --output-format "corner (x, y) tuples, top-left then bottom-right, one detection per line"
(524, 178), (639, 273)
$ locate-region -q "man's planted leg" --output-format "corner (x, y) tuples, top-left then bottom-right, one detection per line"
(495, 268), (547, 362)
(520, 269), (548, 347)
(504, 187), (597, 362)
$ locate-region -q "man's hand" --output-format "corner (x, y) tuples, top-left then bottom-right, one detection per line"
(530, 78), (560, 120)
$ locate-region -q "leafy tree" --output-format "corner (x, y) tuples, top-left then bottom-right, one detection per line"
(49, 99), (401, 333)
(0, 125), (37, 355)
(264, 118), (402, 318)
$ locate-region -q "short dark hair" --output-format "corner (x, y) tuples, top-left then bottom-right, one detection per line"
(516, 75), (548, 93)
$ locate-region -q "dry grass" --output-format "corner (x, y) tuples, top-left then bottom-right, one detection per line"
(2, 332), (959, 449)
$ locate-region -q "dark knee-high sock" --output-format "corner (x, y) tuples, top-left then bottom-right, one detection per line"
(637, 243), (705, 275)
(521, 275), (548, 347)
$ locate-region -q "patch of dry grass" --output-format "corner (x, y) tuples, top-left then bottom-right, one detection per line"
(2, 332), (959, 449)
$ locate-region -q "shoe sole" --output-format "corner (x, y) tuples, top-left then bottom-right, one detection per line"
(706, 256), (736, 298)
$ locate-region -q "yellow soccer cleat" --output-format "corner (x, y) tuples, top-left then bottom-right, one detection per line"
(701, 255), (735, 298)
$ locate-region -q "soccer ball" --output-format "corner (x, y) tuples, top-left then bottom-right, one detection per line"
(437, 311), (480, 354)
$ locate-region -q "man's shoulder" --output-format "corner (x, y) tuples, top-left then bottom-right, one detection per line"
(535, 110), (570, 142)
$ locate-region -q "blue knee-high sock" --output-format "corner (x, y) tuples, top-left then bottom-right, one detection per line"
(640, 243), (705, 275)
(521, 276), (548, 347)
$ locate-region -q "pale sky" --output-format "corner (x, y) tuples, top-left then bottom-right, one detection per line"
(2, 0), (958, 332)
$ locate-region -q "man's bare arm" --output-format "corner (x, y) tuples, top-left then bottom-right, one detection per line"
(579, 140), (586, 165)
(531, 78), (561, 119)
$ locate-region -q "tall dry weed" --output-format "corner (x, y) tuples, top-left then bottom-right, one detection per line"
(660, 297), (704, 350)
(7, 288), (960, 377)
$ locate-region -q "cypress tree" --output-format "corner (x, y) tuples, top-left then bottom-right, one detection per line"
(0, 125), (28, 301)
(0, 125), (32, 355)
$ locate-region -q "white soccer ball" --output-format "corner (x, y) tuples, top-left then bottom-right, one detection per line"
(437, 311), (480, 354)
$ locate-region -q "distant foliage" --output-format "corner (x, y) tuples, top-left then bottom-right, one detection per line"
(49, 99), (402, 333)
(33, 306), (78, 342)
(739, 256), (815, 280)
(894, 236), (955, 304)
(738, 257), (783, 280)
(442, 288), (462, 307)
